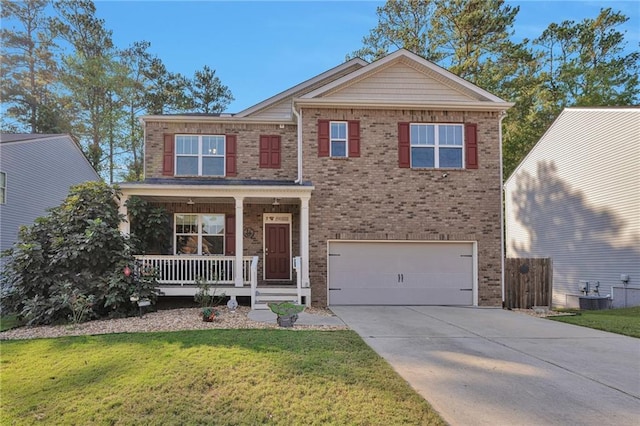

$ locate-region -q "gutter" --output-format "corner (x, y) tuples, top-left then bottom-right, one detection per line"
(292, 104), (303, 184)
(499, 110), (507, 306)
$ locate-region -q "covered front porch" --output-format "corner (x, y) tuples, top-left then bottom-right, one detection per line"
(118, 179), (314, 309)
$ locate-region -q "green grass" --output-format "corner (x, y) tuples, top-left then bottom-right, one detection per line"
(1, 329), (445, 425)
(549, 306), (640, 338)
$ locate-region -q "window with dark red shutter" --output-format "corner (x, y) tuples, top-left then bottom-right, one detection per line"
(348, 121), (360, 157)
(259, 135), (281, 168)
(163, 134), (175, 176)
(225, 135), (237, 176)
(398, 123), (411, 168)
(465, 123), (478, 169)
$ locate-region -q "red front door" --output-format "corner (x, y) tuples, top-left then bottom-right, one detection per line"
(265, 224), (290, 280)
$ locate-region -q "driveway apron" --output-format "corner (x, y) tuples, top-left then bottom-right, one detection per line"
(331, 306), (640, 426)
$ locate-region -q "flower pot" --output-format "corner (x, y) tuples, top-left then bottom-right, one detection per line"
(276, 314), (298, 328)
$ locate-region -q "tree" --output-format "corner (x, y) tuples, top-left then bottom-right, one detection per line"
(143, 58), (191, 115)
(52, 0), (127, 178)
(1, 182), (160, 325)
(0, 0), (64, 133)
(349, 0), (438, 62)
(188, 65), (234, 114)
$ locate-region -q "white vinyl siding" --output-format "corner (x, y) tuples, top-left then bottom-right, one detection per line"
(323, 62), (473, 102)
(505, 108), (640, 308)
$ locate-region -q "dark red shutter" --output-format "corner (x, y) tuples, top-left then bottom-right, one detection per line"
(398, 122), (411, 168)
(270, 136), (281, 168)
(318, 120), (330, 157)
(225, 135), (237, 176)
(259, 135), (270, 167)
(259, 135), (281, 168)
(465, 123), (478, 169)
(163, 134), (174, 176)
(225, 215), (235, 255)
(348, 120), (360, 157)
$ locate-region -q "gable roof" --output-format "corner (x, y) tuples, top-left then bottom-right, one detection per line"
(296, 49), (513, 111)
(235, 57), (368, 118)
(0, 133), (64, 143)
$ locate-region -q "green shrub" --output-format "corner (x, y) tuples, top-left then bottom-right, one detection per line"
(1, 182), (160, 325)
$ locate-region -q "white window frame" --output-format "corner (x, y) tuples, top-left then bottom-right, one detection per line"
(175, 135), (225, 176)
(330, 121), (348, 158)
(174, 213), (225, 255)
(0, 172), (5, 204)
(410, 123), (465, 169)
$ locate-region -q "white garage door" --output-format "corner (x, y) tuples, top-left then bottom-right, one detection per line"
(328, 241), (474, 305)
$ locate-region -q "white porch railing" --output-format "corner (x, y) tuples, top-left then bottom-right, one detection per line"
(134, 255), (253, 285)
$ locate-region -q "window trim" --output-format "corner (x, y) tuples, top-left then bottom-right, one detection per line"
(174, 134), (226, 177)
(330, 121), (348, 158)
(0, 172), (5, 204)
(174, 213), (225, 255)
(409, 123), (465, 169)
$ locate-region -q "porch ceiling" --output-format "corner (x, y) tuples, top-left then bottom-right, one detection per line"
(136, 195), (302, 205)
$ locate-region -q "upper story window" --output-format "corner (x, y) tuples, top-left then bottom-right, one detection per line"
(317, 120), (360, 158)
(410, 124), (464, 169)
(0, 172), (5, 204)
(175, 135), (225, 176)
(330, 122), (348, 157)
(175, 213), (225, 255)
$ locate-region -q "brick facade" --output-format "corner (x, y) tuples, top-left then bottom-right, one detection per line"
(144, 121), (298, 180)
(301, 108), (503, 306)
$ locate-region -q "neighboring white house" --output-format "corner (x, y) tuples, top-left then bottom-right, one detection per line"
(504, 108), (640, 308)
(0, 134), (100, 264)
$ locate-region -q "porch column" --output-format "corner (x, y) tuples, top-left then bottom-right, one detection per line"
(300, 196), (311, 288)
(118, 194), (130, 235)
(234, 196), (244, 287)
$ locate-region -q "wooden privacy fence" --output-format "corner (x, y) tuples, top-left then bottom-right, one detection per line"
(505, 258), (553, 309)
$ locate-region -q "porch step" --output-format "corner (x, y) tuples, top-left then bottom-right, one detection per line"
(254, 287), (299, 310)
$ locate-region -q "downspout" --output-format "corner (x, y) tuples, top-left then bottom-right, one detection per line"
(292, 103), (303, 184)
(499, 110), (507, 307)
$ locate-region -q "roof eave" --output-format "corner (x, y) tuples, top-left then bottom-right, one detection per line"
(293, 98), (514, 112)
(139, 115), (295, 125)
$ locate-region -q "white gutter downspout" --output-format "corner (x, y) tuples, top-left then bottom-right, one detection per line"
(292, 104), (303, 184)
(499, 110), (507, 306)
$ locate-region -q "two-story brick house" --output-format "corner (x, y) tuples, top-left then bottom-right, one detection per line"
(118, 49), (512, 308)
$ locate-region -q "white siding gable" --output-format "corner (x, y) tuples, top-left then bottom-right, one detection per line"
(505, 108), (640, 307)
(319, 61), (474, 103)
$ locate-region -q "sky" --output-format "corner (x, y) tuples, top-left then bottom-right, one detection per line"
(26, 1), (640, 112)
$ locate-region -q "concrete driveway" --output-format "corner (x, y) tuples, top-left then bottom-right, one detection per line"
(331, 306), (640, 426)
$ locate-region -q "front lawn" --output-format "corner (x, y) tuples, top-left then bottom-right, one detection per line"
(549, 306), (640, 338)
(1, 329), (445, 425)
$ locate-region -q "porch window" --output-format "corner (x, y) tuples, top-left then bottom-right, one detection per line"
(175, 135), (225, 176)
(175, 214), (225, 255)
(410, 124), (463, 168)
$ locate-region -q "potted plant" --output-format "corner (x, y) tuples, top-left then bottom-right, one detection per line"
(268, 301), (304, 327)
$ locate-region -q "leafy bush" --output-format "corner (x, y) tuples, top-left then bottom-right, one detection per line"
(1, 182), (160, 325)
(126, 196), (170, 254)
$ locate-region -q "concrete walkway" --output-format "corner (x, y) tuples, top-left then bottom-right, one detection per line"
(331, 306), (640, 426)
(248, 309), (346, 327)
